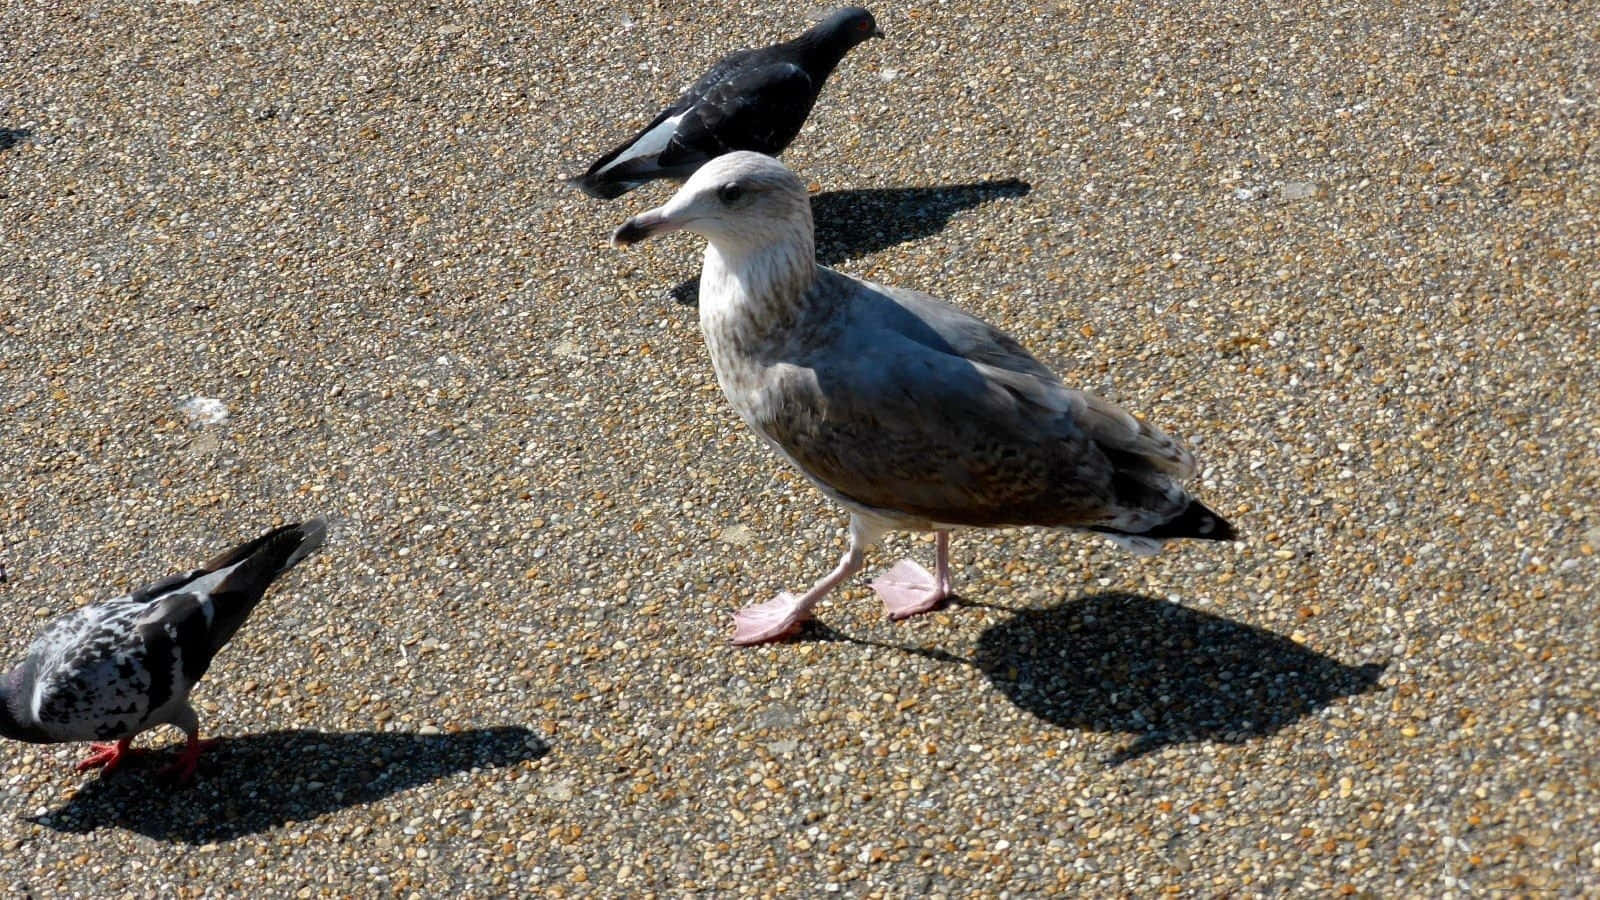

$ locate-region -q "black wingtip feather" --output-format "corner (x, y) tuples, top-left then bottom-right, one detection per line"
(203, 519), (327, 574)
(568, 174), (635, 201)
(195, 520), (327, 660)
(1094, 499), (1236, 543)
(1144, 499), (1237, 542)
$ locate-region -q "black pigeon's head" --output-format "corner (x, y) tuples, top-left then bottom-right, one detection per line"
(612, 152), (812, 252)
(816, 7), (883, 47)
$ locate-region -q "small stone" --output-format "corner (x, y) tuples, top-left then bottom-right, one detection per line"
(718, 524), (755, 546)
(180, 396), (229, 426)
(1280, 181), (1320, 201)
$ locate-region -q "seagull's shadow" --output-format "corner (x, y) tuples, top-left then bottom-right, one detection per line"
(803, 592), (1384, 765)
(671, 178), (1033, 304)
(0, 128), (31, 152)
(31, 726), (549, 843)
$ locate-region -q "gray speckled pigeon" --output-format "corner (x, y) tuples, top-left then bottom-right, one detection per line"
(613, 154), (1235, 645)
(0, 519), (327, 780)
(569, 6), (882, 200)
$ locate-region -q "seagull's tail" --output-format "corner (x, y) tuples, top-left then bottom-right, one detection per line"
(1127, 498), (1236, 542)
(1090, 498), (1236, 556)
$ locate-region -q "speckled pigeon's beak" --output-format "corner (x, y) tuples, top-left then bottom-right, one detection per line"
(612, 207), (683, 247)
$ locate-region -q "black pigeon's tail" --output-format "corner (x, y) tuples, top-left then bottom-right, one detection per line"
(1092, 499), (1237, 544)
(568, 173), (638, 201)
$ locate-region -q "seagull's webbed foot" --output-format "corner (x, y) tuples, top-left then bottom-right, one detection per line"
(75, 738), (138, 773)
(728, 515), (886, 646)
(871, 560), (953, 619)
(731, 593), (815, 645)
(873, 532), (956, 621)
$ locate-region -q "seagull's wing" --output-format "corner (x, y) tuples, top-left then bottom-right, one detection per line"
(754, 276), (1194, 529)
(871, 278), (1196, 480)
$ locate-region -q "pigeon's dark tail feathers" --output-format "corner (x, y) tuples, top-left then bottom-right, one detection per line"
(199, 519), (328, 654)
(204, 518), (328, 578)
(203, 519), (328, 614)
(568, 173), (636, 201)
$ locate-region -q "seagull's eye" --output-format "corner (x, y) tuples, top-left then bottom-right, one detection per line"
(717, 183), (744, 205)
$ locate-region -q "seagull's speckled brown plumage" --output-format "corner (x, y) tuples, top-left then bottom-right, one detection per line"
(614, 152), (1234, 644)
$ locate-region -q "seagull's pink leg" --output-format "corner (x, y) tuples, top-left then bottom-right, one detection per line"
(75, 737), (137, 773)
(157, 733), (217, 784)
(873, 531), (955, 620)
(732, 515), (887, 645)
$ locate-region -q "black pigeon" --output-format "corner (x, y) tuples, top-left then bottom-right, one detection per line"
(0, 519), (327, 782)
(569, 6), (882, 200)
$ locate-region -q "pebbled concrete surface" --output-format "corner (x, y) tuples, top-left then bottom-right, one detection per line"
(0, 1), (1595, 895)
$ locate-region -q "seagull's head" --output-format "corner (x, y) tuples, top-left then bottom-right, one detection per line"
(821, 7), (884, 45)
(612, 152), (813, 254)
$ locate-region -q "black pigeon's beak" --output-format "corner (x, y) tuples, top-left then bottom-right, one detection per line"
(611, 208), (680, 247)
(871, 27), (885, 39)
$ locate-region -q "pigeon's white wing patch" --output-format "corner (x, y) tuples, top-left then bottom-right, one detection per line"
(594, 112), (685, 178)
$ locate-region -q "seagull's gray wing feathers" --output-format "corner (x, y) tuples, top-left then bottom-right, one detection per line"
(750, 271), (1194, 529)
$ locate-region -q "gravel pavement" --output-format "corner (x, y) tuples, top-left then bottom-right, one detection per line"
(1, 1), (1596, 895)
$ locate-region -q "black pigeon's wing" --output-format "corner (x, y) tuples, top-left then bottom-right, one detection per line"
(574, 48), (763, 185)
(678, 47), (762, 106)
(657, 61), (818, 168)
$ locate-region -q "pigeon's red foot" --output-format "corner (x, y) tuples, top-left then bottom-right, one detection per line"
(75, 738), (137, 773)
(158, 737), (218, 784)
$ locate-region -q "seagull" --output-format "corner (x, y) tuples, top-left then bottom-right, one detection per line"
(569, 6), (882, 200)
(613, 153), (1236, 645)
(0, 519), (328, 780)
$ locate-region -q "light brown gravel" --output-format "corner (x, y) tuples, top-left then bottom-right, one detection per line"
(1, 0), (1596, 895)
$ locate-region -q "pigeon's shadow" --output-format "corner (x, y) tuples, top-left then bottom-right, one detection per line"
(32, 726), (549, 843)
(671, 178), (1032, 304)
(971, 593), (1386, 764)
(812, 179), (1033, 265)
(0, 128), (30, 152)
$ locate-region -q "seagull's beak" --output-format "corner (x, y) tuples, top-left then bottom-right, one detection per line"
(611, 207), (682, 247)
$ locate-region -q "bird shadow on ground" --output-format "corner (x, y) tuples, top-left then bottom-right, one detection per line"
(800, 592), (1385, 765)
(670, 178), (1033, 304)
(30, 726), (549, 843)
(0, 128), (31, 152)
